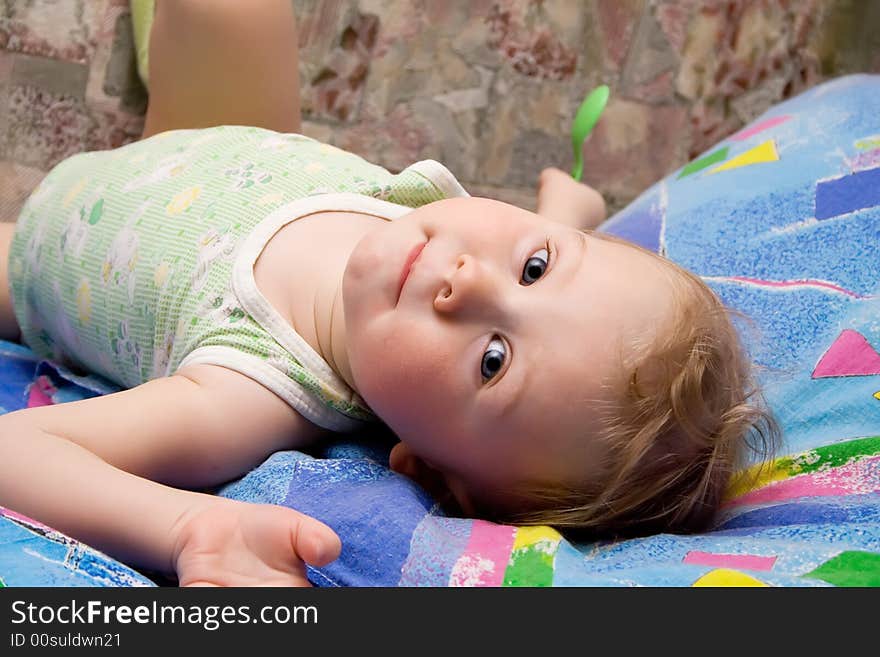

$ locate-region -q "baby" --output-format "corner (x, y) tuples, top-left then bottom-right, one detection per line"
(0, 1), (777, 586)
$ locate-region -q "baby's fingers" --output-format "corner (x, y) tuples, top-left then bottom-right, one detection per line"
(288, 511), (341, 567)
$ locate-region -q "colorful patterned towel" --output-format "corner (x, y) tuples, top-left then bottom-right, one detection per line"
(0, 343), (153, 586)
(2, 74), (879, 587)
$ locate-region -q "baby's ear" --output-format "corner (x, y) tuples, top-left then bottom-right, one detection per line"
(389, 443), (449, 502)
(389, 443), (477, 516)
(388, 442), (424, 479)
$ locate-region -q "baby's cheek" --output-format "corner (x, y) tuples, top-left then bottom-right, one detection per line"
(379, 347), (444, 405)
(370, 342), (454, 419)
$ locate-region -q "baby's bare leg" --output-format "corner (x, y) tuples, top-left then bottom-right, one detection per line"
(0, 222), (20, 341)
(142, 0), (302, 138)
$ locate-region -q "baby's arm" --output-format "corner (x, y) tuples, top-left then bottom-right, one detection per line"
(536, 167), (607, 230)
(0, 364), (338, 586)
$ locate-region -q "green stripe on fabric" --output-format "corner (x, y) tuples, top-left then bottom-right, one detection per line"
(677, 147), (729, 179)
(781, 435), (880, 477)
(803, 551), (880, 587)
(502, 527), (560, 587)
(728, 434), (880, 499)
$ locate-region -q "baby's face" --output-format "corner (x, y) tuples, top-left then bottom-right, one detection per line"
(343, 197), (674, 506)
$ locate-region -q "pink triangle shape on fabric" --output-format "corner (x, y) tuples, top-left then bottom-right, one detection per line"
(26, 376), (56, 407)
(812, 329), (880, 378)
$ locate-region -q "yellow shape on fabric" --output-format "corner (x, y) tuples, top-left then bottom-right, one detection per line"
(874, 391), (880, 401)
(76, 279), (92, 325)
(166, 187), (202, 216)
(725, 458), (788, 500)
(512, 525), (562, 550)
(709, 140), (779, 174)
(63, 178), (88, 208)
(257, 192), (285, 207)
(693, 569), (768, 587)
(153, 262), (172, 289)
(855, 136), (880, 150)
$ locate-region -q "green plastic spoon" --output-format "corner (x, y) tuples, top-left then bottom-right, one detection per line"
(570, 84), (610, 181)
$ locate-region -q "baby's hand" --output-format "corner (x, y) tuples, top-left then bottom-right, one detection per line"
(172, 498), (341, 587)
(536, 167), (607, 230)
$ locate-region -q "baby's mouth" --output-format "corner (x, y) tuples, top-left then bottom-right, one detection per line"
(397, 241), (427, 304)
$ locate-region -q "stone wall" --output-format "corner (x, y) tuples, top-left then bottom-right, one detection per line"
(0, 0), (878, 220)
(296, 0), (880, 212)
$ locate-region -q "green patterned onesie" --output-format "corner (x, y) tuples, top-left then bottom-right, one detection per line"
(8, 126), (469, 431)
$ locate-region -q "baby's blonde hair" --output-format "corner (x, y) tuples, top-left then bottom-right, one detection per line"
(501, 233), (781, 538)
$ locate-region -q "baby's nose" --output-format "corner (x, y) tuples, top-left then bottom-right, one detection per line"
(433, 254), (498, 316)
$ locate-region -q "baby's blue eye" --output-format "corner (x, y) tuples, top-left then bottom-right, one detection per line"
(521, 247), (549, 285)
(481, 337), (506, 382)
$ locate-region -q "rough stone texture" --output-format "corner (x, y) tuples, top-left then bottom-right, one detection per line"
(0, 0), (878, 221)
(0, 0), (143, 221)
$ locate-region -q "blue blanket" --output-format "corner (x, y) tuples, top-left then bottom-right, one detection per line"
(2, 74), (879, 587)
